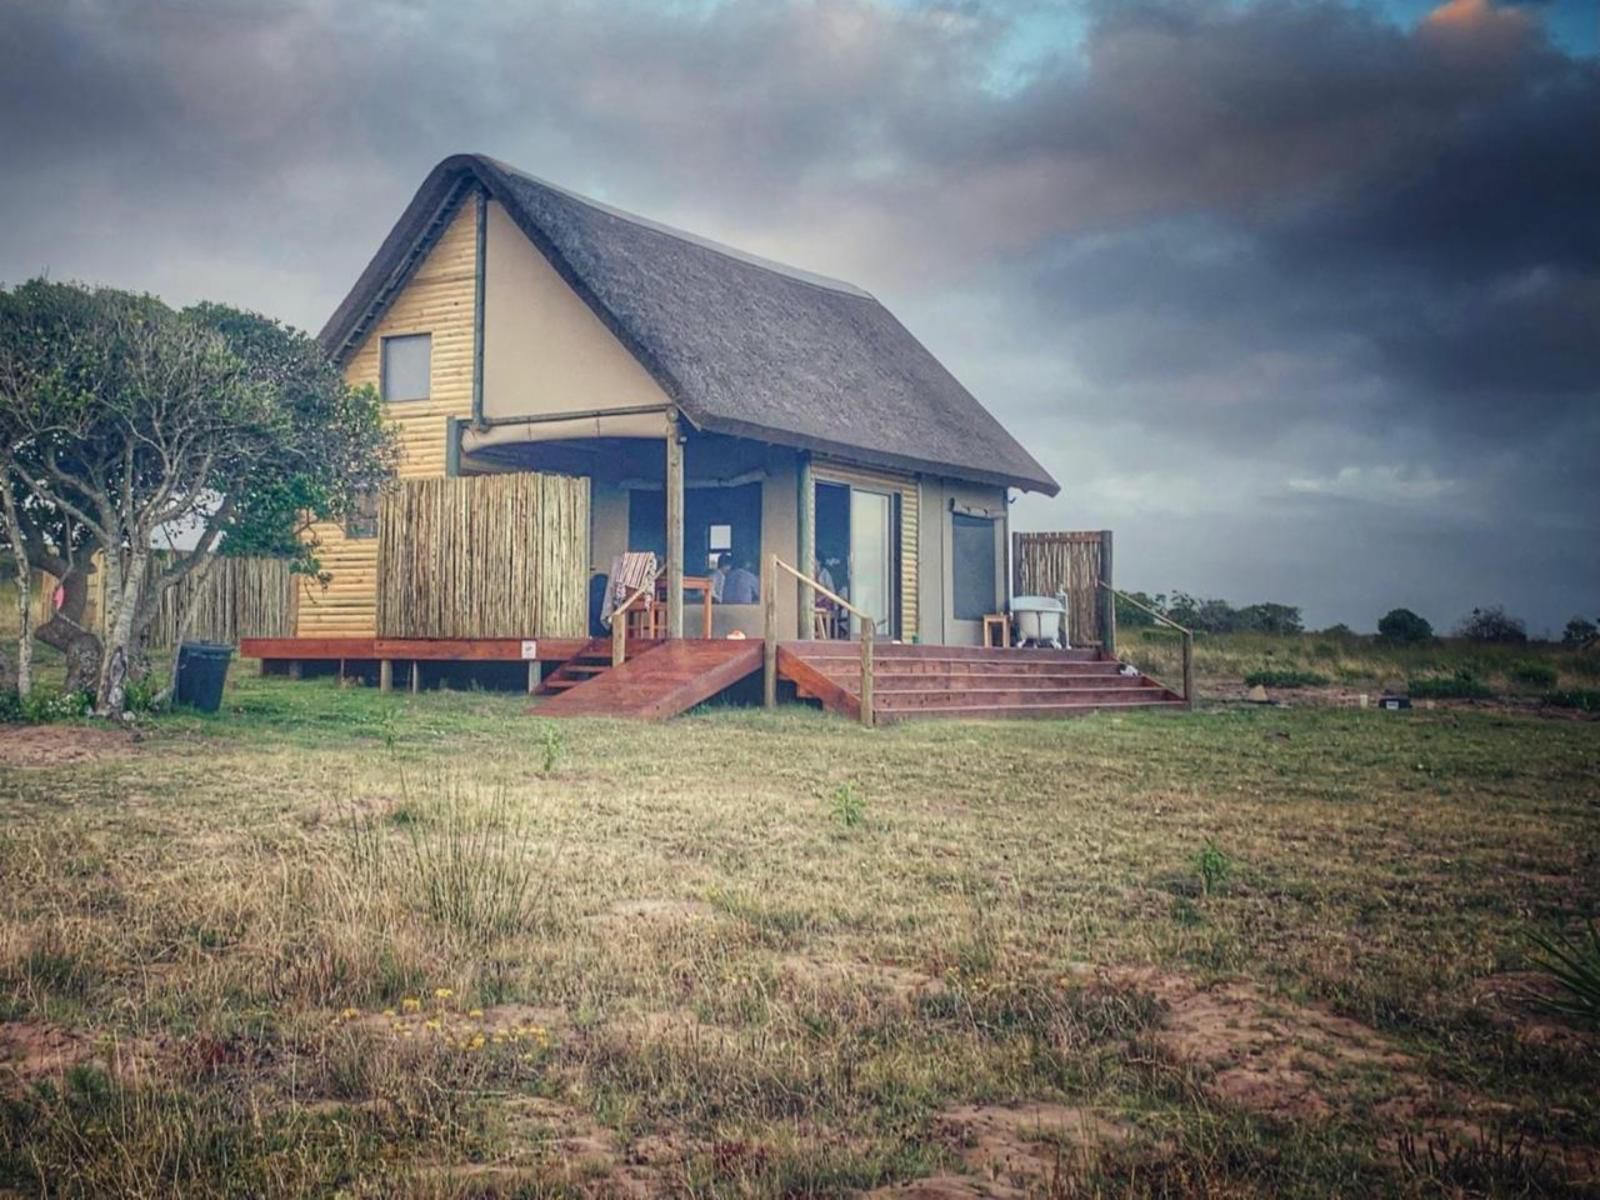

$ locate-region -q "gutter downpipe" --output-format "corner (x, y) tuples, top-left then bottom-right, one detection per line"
(471, 187), (488, 431)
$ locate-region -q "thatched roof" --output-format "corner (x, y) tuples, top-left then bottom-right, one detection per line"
(320, 153), (1058, 495)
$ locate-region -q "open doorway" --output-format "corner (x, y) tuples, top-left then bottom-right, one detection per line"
(815, 480), (897, 638)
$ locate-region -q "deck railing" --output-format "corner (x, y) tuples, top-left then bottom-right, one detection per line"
(766, 554), (877, 727)
(611, 582), (656, 667)
(1097, 581), (1194, 708)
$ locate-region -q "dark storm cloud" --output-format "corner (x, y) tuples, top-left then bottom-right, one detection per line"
(0, 0), (1594, 629)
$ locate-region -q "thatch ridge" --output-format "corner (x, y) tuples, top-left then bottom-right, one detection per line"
(320, 153), (1059, 496)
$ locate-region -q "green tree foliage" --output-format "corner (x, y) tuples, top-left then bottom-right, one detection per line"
(1377, 607), (1433, 644)
(1456, 605), (1528, 645)
(0, 279), (396, 715)
(1563, 617), (1597, 646)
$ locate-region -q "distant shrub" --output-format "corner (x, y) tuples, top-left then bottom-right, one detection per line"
(1408, 669), (1492, 700)
(1114, 592), (1159, 629)
(1457, 606), (1528, 644)
(1310, 640), (1342, 660)
(1509, 661), (1558, 690)
(1319, 623), (1355, 638)
(1544, 689), (1600, 713)
(1563, 617), (1598, 646)
(1243, 668), (1329, 688)
(0, 688), (20, 722)
(1378, 608), (1433, 644)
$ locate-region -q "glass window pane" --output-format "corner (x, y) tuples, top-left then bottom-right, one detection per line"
(952, 514), (997, 621)
(382, 334), (431, 402)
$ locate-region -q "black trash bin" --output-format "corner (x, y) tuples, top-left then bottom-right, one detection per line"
(175, 641), (233, 713)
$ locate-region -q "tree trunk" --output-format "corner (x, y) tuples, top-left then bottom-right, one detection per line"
(97, 547), (146, 717)
(33, 563), (104, 694)
(0, 469), (33, 697)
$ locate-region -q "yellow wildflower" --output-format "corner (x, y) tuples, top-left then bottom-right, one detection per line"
(434, 987), (454, 1000)
(382, 1009), (397, 1018)
(468, 1034), (486, 1051)
(401, 997), (421, 1013)
(340, 1007), (361, 1020)
(424, 1018), (442, 1031)
(468, 1008), (484, 1019)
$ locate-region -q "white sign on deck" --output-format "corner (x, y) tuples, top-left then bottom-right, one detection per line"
(520, 640), (538, 660)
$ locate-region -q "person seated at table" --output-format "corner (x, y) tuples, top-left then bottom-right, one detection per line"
(714, 552), (760, 604)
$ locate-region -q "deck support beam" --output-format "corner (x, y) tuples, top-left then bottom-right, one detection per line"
(797, 454), (814, 640)
(379, 660), (393, 693)
(410, 661), (420, 694)
(764, 554), (778, 708)
(665, 418), (685, 639)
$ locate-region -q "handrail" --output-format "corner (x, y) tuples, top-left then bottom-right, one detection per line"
(1096, 581), (1194, 709)
(771, 556), (874, 625)
(766, 554), (874, 727)
(611, 581), (655, 667)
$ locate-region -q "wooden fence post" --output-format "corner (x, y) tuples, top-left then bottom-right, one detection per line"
(1182, 630), (1194, 710)
(1098, 530), (1116, 656)
(763, 554), (778, 709)
(859, 620), (874, 728)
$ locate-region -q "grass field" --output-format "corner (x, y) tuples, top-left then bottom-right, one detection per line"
(2, 657), (1598, 1197)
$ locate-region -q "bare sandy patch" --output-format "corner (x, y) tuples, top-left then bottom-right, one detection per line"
(0, 724), (138, 768)
(942, 1103), (1134, 1187)
(1106, 967), (1599, 1183)
(0, 1020), (153, 1092)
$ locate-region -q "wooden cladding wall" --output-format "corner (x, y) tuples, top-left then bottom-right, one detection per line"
(1012, 531), (1110, 648)
(298, 199), (480, 636)
(376, 473), (590, 639)
(811, 460), (919, 639)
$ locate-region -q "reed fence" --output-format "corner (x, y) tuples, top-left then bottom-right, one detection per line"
(376, 472), (590, 639)
(1011, 530), (1114, 649)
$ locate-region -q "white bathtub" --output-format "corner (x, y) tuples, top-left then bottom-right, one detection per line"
(1011, 594), (1070, 649)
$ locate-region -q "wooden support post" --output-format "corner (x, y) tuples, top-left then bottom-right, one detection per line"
(763, 554), (778, 709)
(613, 609), (627, 667)
(1182, 630), (1194, 710)
(797, 455), (815, 640)
(859, 620), (875, 728)
(665, 423), (685, 639)
(410, 661), (420, 694)
(287, 660), (302, 681)
(1098, 530), (1116, 655)
(527, 660), (538, 695)
(379, 659), (393, 693)
(338, 658), (346, 685)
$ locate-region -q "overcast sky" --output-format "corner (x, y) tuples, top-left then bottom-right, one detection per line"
(2, 0), (1595, 632)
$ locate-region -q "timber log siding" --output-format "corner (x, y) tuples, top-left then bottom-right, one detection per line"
(297, 200), (479, 636)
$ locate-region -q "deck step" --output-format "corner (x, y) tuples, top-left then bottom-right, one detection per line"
(875, 699), (1190, 724)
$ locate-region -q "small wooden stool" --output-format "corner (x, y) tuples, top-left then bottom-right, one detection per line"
(982, 613), (1009, 648)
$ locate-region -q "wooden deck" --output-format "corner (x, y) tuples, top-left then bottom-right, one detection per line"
(238, 635), (1184, 722)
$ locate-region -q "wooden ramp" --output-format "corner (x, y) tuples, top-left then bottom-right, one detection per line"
(535, 638), (762, 719)
(780, 642), (1185, 723)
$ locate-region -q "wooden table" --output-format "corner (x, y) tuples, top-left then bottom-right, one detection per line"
(658, 575), (716, 638)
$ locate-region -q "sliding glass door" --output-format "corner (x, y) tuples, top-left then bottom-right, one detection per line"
(849, 488), (893, 637)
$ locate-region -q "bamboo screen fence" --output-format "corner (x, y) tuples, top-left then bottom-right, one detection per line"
(1011, 531), (1110, 648)
(376, 472), (590, 639)
(40, 553), (296, 648)
(145, 556), (297, 648)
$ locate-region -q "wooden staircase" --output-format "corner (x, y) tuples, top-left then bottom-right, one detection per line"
(536, 638), (763, 718)
(533, 637), (629, 697)
(779, 642), (1185, 724)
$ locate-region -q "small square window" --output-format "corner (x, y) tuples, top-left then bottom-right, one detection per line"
(381, 334), (431, 402)
(345, 490), (379, 540)
(709, 524), (732, 551)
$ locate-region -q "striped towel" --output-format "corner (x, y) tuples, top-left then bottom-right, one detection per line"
(600, 552), (658, 628)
